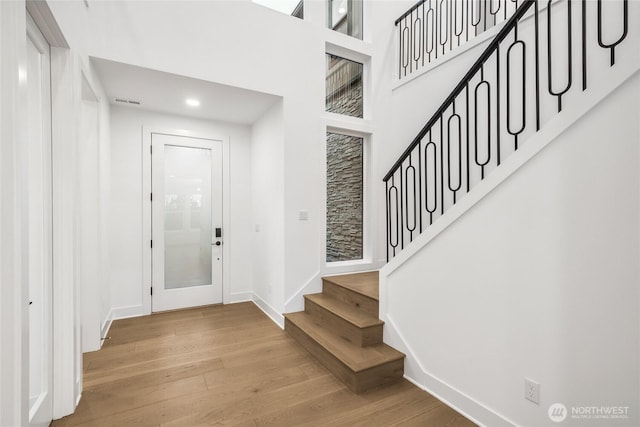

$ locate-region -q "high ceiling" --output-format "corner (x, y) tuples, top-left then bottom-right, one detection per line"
(91, 57), (281, 125)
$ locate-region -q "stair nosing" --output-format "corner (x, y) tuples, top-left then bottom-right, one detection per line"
(284, 312), (404, 373)
(304, 293), (383, 329)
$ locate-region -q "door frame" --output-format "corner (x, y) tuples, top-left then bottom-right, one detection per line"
(142, 127), (230, 315)
(26, 11), (53, 426)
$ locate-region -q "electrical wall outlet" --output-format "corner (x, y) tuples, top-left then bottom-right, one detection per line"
(525, 378), (540, 404)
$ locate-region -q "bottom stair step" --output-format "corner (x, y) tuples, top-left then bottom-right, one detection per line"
(284, 311), (405, 393)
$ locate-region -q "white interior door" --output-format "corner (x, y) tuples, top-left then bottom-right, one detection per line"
(26, 13), (53, 427)
(151, 133), (223, 312)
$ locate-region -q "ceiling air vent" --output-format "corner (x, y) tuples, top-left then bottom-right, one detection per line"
(113, 97), (142, 106)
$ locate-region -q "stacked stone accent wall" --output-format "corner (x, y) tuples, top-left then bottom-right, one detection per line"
(326, 133), (363, 262)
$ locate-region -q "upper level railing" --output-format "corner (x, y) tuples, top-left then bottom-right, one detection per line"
(384, 0), (630, 260)
(396, 0), (521, 79)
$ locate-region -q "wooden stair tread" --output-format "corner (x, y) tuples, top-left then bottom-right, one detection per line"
(284, 312), (404, 373)
(305, 293), (383, 329)
(323, 271), (379, 301)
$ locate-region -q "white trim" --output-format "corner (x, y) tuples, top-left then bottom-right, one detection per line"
(227, 291), (253, 304)
(100, 308), (113, 344)
(142, 126), (151, 315)
(50, 46), (81, 420)
(0, 2), (29, 425)
(324, 35), (373, 61)
(110, 305), (146, 321)
(25, 1), (68, 49)
(251, 294), (285, 329)
(324, 113), (373, 135)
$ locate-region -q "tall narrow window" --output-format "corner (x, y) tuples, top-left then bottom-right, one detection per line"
(326, 133), (363, 262)
(328, 0), (363, 39)
(326, 54), (363, 118)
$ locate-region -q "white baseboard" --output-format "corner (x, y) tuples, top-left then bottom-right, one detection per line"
(100, 308), (113, 347)
(226, 291), (253, 304)
(383, 315), (516, 427)
(110, 304), (147, 321)
(251, 293), (284, 329)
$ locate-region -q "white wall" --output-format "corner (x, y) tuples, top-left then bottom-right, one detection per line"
(251, 100), (285, 324)
(109, 106), (253, 318)
(382, 73), (640, 427)
(78, 97), (101, 353)
(77, 61), (112, 354)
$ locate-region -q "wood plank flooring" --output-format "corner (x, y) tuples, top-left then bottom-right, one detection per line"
(52, 302), (476, 427)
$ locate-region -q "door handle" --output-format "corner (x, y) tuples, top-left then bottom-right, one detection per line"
(214, 241), (222, 246)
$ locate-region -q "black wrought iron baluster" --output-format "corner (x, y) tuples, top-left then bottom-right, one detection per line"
(496, 44), (501, 165)
(471, 0), (482, 38)
(399, 161), (404, 250)
(582, 0), (587, 90)
(465, 82), (470, 193)
(398, 22), (402, 79)
(507, 29), (527, 150)
(439, 116), (445, 214)
(434, 0), (439, 60)
(547, 0), (572, 112)
(426, 2), (435, 63)
(534, 0), (540, 131)
(438, 0), (449, 57)
(405, 19), (411, 76)
(489, 0), (501, 27)
(413, 12), (422, 73)
(409, 12), (414, 74)
(388, 176), (399, 258)
(466, 0), (470, 42)
(483, 0), (488, 31)
(424, 136), (438, 225)
(453, 0), (464, 48)
(385, 179), (389, 261)
(418, 139), (423, 233)
(598, 0), (628, 66)
(421, 3), (426, 68)
(474, 66), (491, 180)
(447, 101), (462, 204)
(405, 158), (417, 242)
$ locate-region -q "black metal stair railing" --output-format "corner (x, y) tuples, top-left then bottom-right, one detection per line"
(384, 0), (629, 260)
(396, 0), (521, 79)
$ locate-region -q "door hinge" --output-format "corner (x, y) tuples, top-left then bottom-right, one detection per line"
(150, 287), (153, 295)
(150, 240), (153, 248)
(150, 192), (153, 201)
(150, 145), (153, 154)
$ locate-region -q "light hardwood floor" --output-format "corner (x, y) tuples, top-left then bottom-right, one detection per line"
(52, 302), (476, 426)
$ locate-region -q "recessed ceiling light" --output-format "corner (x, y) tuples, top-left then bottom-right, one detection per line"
(186, 98), (200, 107)
(338, 7), (346, 14)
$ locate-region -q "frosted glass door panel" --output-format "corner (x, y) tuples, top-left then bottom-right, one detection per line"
(164, 145), (212, 289)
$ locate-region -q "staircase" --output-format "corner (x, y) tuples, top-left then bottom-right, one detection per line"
(284, 271), (405, 393)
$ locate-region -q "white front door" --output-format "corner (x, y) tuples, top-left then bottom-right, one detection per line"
(151, 133), (223, 312)
(26, 13), (53, 427)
